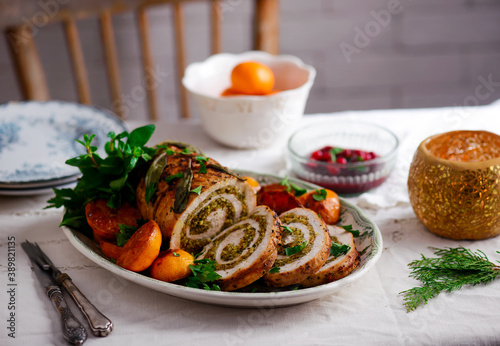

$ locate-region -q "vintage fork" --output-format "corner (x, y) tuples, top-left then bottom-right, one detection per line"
(24, 241), (113, 337)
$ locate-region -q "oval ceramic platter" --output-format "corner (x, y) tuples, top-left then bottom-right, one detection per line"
(63, 171), (383, 308)
(0, 101), (126, 191)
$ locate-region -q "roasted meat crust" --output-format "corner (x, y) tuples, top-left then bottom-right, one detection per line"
(301, 225), (360, 287)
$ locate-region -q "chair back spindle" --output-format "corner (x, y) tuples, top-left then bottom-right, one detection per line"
(2, 0), (280, 120)
(100, 10), (124, 118)
(64, 18), (92, 105)
(5, 25), (50, 101)
(137, 7), (159, 121)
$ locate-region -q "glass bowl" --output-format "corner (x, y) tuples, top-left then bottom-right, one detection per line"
(287, 121), (399, 195)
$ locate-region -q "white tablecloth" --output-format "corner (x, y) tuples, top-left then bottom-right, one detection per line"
(2, 102), (500, 345)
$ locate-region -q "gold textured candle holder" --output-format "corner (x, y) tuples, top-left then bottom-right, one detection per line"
(408, 130), (500, 240)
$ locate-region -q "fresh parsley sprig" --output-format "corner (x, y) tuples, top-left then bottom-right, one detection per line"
(341, 225), (360, 237)
(195, 156), (209, 174)
(165, 172), (183, 183)
(46, 125), (157, 231)
(280, 176), (307, 197)
(285, 241), (308, 256)
(400, 247), (500, 312)
(330, 242), (351, 257)
(190, 186), (202, 195)
(186, 259), (222, 291)
(116, 220), (147, 247)
(312, 189), (327, 201)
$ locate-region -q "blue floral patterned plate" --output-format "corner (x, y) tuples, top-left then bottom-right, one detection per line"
(0, 101), (125, 190)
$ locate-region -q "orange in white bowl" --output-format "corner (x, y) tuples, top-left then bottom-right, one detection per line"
(182, 51), (316, 149)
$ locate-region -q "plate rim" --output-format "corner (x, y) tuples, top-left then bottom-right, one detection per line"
(62, 170), (383, 308)
(0, 100), (126, 186)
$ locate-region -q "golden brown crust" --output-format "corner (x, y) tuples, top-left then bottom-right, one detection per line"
(301, 250), (359, 287)
(301, 226), (360, 287)
(219, 248), (277, 291)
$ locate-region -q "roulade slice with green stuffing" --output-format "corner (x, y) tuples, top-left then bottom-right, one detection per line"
(264, 208), (331, 287)
(198, 206), (281, 291)
(301, 225), (360, 287)
(136, 148), (256, 254)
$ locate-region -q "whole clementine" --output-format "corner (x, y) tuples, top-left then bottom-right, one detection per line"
(230, 61), (275, 95)
(150, 249), (195, 282)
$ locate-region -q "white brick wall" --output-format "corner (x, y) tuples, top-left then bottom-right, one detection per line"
(0, 0), (499, 120)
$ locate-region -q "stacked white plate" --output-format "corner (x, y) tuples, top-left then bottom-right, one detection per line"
(0, 101), (126, 196)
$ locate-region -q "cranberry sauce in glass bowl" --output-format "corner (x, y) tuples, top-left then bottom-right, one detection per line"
(286, 121), (399, 195)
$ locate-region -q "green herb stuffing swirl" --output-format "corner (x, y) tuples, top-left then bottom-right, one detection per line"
(274, 215), (316, 267)
(180, 186), (248, 253)
(203, 215), (267, 271)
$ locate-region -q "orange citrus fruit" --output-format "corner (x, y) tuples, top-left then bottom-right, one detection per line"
(242, 176), (261, 193)
(150, 249), (195, 283)
(221, 87), (245, 97)
(299, 189), (341, 225)
(116, 220), (162, 272)
(230, 61), (275, 95)
(99, 240), (123, 261)
(85, 199), (142, 241)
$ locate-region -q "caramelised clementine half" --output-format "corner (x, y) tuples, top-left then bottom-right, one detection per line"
(116, 220), (162, 272)
(299, 189), (340, 225)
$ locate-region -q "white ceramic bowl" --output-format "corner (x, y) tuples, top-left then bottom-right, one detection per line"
(182, 51), (316, 149)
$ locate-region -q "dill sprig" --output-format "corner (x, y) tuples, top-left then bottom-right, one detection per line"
(400, 246), (500, 312)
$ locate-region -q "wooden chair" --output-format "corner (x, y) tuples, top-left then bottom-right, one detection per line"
(1, 0), (279, 120)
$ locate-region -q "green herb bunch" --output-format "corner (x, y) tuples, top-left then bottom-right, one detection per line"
(186, 259), (222, 291)
(400, 247), (500, 312)
(46, 124), (157, 232)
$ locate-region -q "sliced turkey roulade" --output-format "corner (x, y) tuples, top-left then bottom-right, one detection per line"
(264, 208), (331, 287)
(136, 147), (256, 254)
(198, 206), (281, 291)
(301, 225), (360, 287)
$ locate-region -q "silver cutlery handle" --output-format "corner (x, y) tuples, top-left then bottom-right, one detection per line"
(59, 273), (113, 337)
(47, 286), (87, 345)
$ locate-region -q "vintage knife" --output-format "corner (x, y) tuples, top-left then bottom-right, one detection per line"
(24, 241), (113, 337)
(22, 242), (87, 345)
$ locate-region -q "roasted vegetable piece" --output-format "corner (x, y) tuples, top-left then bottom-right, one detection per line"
(116, 220), (162, 272)
(99, 240), (123, 261)
(150, 249), (194, 283)
(298, 189), (340, 225)
(256, 183), (303, 215)
(85, 199), (142, 241)
(242, 176), (261, 193)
